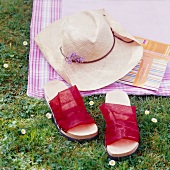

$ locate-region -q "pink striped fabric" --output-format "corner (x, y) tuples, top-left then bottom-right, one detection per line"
(27, 0), (170, 98)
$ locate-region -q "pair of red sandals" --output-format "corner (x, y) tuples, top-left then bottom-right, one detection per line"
(44, 80), (140, 160)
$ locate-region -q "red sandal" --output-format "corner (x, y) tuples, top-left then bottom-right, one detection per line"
(44, 80), (98, 141)
(100, 90), (140, 159)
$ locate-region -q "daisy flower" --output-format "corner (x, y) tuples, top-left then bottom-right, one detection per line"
(109, 160), (116, 166)
(46, 112), (52, 119)
(151, 118), (157, 123)
(21, 129), (26, 135)
(3, 63), (8, 68)
(89, 101), (94, 106)
(145, 110), (150, 115)
(23, 41), (28, 46)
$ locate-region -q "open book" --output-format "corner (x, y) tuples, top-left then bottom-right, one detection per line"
(117, 37), (170, 90)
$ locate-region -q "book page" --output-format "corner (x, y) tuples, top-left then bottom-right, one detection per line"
(118, 38), (170, 90)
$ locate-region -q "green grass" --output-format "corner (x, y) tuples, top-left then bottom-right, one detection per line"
(0, 0), (170, 169)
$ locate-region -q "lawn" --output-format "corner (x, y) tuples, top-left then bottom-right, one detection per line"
(0, 0), (169, 169)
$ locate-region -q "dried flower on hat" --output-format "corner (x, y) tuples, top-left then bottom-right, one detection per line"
(65, 52), (85, 64)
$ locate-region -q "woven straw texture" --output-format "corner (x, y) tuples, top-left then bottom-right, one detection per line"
(35, 9), (143, 91)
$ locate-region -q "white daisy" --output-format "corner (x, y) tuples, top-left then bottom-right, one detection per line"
(145, 110), (150, 115)
(151, 118), (157, 123)
(89, 101), (94, 106)
(23, 41), (28, 46)
(21, 129), (26, 134)
(3, 63), (8, 68)
(109, 160), (116, 166)
(46, 112), (52, 119)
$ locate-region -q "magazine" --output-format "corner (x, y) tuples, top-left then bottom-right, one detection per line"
(117, 37), (170, 90)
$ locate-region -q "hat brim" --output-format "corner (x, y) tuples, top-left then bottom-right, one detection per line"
(35, 9), (143, 91)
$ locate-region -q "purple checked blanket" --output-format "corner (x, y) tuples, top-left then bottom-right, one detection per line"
(27, 0), (170, 98)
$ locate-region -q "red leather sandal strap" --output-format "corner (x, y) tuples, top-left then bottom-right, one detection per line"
(49, 86), (95, 132)
(100, 103), (140, 145)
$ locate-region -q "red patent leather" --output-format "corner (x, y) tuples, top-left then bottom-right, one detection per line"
(100, 103), (140, 145)
(49, 86), (95, 132)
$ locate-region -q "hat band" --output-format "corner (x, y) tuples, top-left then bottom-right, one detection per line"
(60, 29), (134, 64)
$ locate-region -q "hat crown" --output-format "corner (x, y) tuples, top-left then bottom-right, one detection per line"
(61, 11), (114, 62)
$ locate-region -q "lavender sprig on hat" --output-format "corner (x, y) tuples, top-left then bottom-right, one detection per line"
(65, 52), (85, 64)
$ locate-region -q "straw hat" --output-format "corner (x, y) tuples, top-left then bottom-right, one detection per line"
(35, 9), (143, 91)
